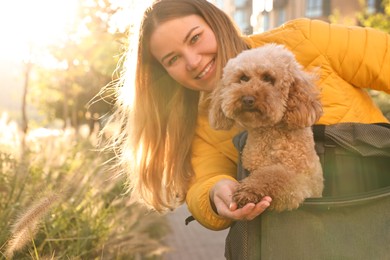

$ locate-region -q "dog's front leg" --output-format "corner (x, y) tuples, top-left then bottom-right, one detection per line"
(233, 164), (308, 212)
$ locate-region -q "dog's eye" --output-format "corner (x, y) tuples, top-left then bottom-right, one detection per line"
(262, 73), (275, 85)
(240, 75), (250, 82)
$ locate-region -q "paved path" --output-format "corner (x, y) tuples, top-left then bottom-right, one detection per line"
(163, 205), (229, 260)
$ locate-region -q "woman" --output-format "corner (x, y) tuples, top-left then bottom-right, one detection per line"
(108, 0), (390, 232)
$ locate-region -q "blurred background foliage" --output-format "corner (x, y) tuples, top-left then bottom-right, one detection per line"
(0, 120), (170, 259)
(358, 0), (390, 31)
(27, 0), (125, 131)
(1, 0), (172, 259)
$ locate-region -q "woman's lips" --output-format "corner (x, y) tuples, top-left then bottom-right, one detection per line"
(195, 59), (215, 80)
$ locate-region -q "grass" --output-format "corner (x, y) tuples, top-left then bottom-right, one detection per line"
(0, 115), (171, 259)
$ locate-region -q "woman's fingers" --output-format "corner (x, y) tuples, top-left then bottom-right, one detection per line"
(222, 203), (255, 220)
(223, 196), (272, 221)
(245, 197), (272, 220)
(210, 179), (239, 213)
(210, 179), (272, 221)
(229, 201), (238, 211)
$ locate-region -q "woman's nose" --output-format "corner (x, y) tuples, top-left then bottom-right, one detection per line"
(184, 51), (201, 71)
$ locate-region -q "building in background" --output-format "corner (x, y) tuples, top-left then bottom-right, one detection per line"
(212, 0), (253, 34)
(214, 0), (384, 33)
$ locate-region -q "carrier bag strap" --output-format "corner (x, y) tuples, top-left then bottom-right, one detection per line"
(312, 125), (337, 177)
(232, 131), (250, 180)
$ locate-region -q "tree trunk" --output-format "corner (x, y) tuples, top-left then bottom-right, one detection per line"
(63, 84), (69, 129)
(21, 61), (31, 134)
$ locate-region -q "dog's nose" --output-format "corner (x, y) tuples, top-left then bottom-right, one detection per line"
(241, 95), (255, 109)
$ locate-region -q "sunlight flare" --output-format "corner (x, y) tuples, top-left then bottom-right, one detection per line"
(117, 0), (153, 108)
(0, 0), (78, 62)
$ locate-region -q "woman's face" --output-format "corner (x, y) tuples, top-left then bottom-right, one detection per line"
(150, 15), (218, 92)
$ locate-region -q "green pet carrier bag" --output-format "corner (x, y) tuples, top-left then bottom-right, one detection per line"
(225, 123), (390, 260)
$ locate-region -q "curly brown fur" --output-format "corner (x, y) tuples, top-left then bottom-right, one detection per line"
(209, 44), (324, 211)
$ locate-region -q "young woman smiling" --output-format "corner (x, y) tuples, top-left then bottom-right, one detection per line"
(107, 0), (390, 233)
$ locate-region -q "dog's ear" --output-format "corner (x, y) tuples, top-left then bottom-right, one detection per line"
(282, 66), (323, 129)
(208, 83), (235, 130)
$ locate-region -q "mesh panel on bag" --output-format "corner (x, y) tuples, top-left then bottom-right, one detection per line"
(325, 123), (390, 157)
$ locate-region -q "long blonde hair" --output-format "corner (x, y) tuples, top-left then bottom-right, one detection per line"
(111, 0), (248, 212)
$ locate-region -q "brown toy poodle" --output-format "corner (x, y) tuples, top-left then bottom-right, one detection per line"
(209, 44), (324, 212)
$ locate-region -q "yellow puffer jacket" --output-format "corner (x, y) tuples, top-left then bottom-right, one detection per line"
(186, 18), (390, 231)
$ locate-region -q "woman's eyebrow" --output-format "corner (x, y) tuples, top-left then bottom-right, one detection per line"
(161, 52), (174, 64)
(160, 26), (200, 64)
(183, 26), (200, 43)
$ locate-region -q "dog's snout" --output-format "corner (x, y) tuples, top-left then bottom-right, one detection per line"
(241, 95), (255, 109)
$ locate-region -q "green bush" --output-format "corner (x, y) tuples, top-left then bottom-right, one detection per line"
(0, 126), (170, 259)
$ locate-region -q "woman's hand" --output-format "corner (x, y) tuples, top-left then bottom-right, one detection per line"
(209, 179), (272, 221)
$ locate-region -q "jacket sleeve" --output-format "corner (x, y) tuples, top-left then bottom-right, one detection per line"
(186, 114), (239, 230)
(302, 19), (390, 93)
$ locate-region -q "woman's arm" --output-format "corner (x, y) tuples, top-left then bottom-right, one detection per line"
(186, 117), (238, 230)
(302, 19), (390, 93)
(186, 114), (272, 230)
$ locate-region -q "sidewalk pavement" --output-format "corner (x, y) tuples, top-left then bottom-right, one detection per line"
(163, 205), (229, 260)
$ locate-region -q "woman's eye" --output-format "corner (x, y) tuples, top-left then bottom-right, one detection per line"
(240, 75), (250, 82)
(190, 34), (200, 44)
(168, 55), (179, 66)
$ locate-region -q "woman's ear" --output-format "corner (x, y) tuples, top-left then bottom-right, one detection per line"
(282, 68), (323, 129)
(208, 83), (235, 130)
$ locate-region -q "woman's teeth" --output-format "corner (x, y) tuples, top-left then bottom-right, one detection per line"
(196, 60), (214, 79)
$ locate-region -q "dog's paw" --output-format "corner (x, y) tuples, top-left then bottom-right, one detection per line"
(233, 184), (265, 208)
